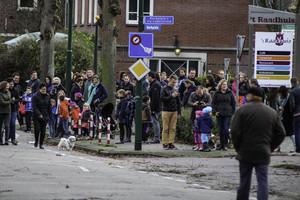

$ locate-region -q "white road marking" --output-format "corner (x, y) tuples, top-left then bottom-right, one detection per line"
(162, 176), (174, 180)
(78, 166), (90, 172)
(175, 179), (186, 183)
(115, 165), (125, 169)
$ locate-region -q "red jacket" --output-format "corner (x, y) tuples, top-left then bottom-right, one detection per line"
(59, 100), (69, 119)
(71, 107), (80, 124)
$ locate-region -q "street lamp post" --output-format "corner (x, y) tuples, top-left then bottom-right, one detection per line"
(94, 15), (100, 75)
(66, 0), (73, 97)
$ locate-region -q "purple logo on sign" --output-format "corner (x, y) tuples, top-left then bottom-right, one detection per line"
(275, 33), (284, 46)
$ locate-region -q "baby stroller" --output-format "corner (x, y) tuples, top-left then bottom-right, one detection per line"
(95, 103), (116, 139)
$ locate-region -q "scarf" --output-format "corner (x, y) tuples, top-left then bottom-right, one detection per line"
(278, 93), (290, 120)
(87, 82), (100, 105)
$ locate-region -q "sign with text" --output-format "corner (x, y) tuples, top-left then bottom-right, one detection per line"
(128, 32), (154, 58)
(254, 32), (293, 88)
(144, 16), (174, 25)
(249, 5), (295, 25)
(129, 59), (150, 81)
(144, 24), (161, 31)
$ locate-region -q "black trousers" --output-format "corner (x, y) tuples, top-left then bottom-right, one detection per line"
(25, 111), (33, 130)
(34, 118), (47, 146)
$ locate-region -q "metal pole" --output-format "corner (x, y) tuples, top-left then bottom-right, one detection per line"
(134, 0), (144, 151)
(295, 13), (300, 79)
(66, 0), (73, 97)
(248, 25), (254, 78)
(94, 22), (99, 75)
(236, 57), (240, 110)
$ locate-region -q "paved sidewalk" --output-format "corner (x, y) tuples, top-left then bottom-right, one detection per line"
(45, 133), (297, 158)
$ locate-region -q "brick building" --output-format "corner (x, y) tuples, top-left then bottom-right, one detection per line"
(0, 0), (40, 38)
(73, 0), (269, 78)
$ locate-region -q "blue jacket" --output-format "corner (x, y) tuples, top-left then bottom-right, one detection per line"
(22, 94), (33, 112)
(290, 84), (300, 115)
(89, 82), (108, 110)
(197, 113), (214, 133)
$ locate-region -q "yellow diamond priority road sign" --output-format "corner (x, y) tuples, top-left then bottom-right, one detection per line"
(129, 59), (150, 81)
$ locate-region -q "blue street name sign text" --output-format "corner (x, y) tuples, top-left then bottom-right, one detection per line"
(144, 16), (174, 25)
(144, 24), (161, 31)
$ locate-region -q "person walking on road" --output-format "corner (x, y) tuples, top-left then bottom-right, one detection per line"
(161, 75), (181, 150)
(0, 81), (11, 145)
(32, 83), (53, 149)
(289, 77), (300, 154)
(147, 71), (161, 144)
(231, 87), (285, 200)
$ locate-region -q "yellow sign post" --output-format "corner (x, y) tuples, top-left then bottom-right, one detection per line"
(129, 59), (150, 81)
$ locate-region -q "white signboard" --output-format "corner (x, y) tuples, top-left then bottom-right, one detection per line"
(254, 32), (293, 88)
(249, 5), (295, 25)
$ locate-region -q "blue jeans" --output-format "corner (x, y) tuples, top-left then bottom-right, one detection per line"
(237, 161), (268, 200)
(216, 116), (231, 146)
(48, 120), (55, 138)
(201, 133), (210, 143)
(9, 111), (18, 140)
(62, 118), (70, 137)
(151, 112), (161, 141)
(293, 115), (300, 153)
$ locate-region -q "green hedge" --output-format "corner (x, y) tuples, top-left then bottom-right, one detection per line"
(175, 107), (218, 144)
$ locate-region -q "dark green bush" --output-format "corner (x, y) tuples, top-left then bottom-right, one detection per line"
(175, 107), (219, 144)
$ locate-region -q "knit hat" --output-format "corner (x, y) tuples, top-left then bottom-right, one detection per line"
(195, 110), (203, 115)
(247, 87), (263, 98)
(203, 106), (212, 114)
(75, 92), (83, 98)
(69, 101), (77, 107)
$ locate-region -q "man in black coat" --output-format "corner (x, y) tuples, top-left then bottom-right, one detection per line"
(27, 70), (40, 94)
(147, 71), (161, 143)
(120, 75), (134, 95)
(231, 87), (285, 200)
(290, 77), (300, 154)
(178, 68), (200, 102)
(32, 83), (53, 149)
(8, 78), (19, 145)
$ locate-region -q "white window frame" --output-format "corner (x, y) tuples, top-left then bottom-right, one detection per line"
(126, 0), (154, 25)
(74, 0), (78, 25)
(88, 0), (92, 24)
(81, 0), (85, 24)
(17, 0), (38, 11)
(93, 0), (98, 23)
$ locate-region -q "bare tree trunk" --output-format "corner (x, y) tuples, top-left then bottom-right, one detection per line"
(100, 0), (121, 104)
(39, 0), (61, 81)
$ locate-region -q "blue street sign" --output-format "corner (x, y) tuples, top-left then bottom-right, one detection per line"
(128, 32), (154, 58)
(144, 16), (174, 25)
(144, 24), (161, 31)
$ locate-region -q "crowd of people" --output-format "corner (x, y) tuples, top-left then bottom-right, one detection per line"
(0, 67), (298, 155)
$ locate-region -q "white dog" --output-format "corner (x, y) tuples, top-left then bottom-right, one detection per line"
(58, 136), (76, 151)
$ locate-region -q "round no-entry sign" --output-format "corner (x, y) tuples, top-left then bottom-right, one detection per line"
(131, 35), (142, 46)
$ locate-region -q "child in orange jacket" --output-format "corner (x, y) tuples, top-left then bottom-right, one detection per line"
(59, 95), (70, 137)
(70, 101), (80, 135)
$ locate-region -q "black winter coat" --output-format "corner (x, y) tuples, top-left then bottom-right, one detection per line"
(115, 97), (128, 124)
(9, 87), (19, 112)
(32, 92), (53, 121)
(239, 81), (249, 96)
(231, 100), (285, 164)
(121, 82), (134, 95)
(212, 88), (235, 116)
(125, 96), (135, 124)
(70, 83), (83, 102)
(28, 78), (40, 94)
(290, 84), (300, 115)
(183, 84), (196, 107)
(149, 79), (161, 112)
(161, 85), (181, 115)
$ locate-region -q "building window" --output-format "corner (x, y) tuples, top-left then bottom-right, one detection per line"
(126, 0), (153, 25)
(81, 0), (85, 24)
(74, 0), (78, 25)
(93, 0), (98, 23)
(18, 0), (37, 11)
(88, 0), (92, 24)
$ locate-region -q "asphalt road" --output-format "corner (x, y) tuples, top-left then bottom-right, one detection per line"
(0, 131), (237, 200)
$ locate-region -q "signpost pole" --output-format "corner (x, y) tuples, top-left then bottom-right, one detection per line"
(248, 24), (254, 78)
(134, 0), (144, 151)
(295, 13), (300, 79)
